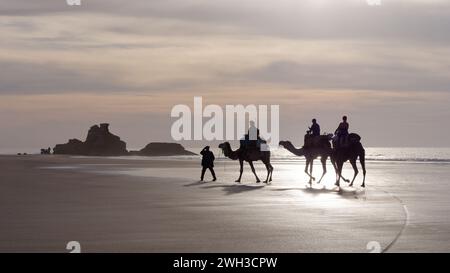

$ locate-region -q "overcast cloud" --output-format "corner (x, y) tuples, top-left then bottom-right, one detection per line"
(0, 0), (449, 149)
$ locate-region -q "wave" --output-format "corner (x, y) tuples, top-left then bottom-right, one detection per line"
(127, 155), (450, 163)
(28, 147), (450, 164)
(365, 157), (450, 163)
(267, 157), (450, 163)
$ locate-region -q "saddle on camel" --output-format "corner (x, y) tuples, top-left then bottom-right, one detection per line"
(303, 134), (331, 149)
(240, 134), (267, 151)
(240, 121), (267, 152)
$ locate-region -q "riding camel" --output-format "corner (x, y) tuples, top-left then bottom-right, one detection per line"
(218, 142), (273, 183)
(279, 135), (333, 184)
(279, 133), (366, 187)
(332, 133), (366, 187)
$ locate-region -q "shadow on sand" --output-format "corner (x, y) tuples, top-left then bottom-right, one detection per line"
(183, 180), (211, 187)
(272, 184), (365, 199)
(183, 180), (266, 195)
(184, 180), (364, 198)
(201, 184), (266, 195)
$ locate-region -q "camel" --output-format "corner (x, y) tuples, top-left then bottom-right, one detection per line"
(218, 142), (273, 183)
(332, 133), (366, 187)
(279, 136), (333, 184)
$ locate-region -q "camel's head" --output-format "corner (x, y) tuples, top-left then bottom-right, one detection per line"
(218, 142), (231, 156)
(278, 141), (290, 148)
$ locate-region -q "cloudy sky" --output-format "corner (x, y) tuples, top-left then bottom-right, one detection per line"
(1, 0), (450, 151)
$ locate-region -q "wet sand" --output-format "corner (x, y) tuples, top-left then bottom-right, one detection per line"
(0, 155), (448, 252)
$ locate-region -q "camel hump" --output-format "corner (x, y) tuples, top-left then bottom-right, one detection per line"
(348, 133), (361, 143)
(304, 134), (331, 148)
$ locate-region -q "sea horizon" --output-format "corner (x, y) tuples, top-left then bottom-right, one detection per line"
(5, 146), (450, 164)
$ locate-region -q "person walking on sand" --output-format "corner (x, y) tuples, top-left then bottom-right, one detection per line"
(200, 146), (216, 181)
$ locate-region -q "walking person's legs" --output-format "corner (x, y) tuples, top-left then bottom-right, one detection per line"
(209, 167), (217, 181)
(200, 167), (207, 181)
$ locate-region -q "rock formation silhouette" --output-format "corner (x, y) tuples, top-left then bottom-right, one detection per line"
(137, 142), (196, 156)
(40, 147), (52, 155)
(53, 123), (127, 156)
(53, 139), (86, 155)
(53, 123), (195, 156)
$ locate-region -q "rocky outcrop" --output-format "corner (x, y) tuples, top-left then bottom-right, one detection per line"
(53, 139), (86, 155)
(53, 123), (127, 156)
(83, 123), (127, 156)
(137, 142), (196, 156)
(53, 123), (195, 156)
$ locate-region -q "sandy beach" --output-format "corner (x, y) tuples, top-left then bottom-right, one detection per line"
(1, 154), (449, 253)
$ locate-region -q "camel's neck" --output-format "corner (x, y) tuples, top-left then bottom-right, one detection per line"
(223, 145), (240, 160)
(283, 142), (305, 157)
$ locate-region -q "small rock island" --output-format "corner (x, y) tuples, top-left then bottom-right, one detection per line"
(137, 142), (196, 156)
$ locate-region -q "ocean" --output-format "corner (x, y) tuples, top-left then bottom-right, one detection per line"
(92, 147), (450, 164)
(4, 147), (450, 164)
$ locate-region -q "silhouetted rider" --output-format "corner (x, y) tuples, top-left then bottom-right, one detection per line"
(307, 119), (320, 136)
(335, 116), (349, 146)
(248, 120), (260, 141)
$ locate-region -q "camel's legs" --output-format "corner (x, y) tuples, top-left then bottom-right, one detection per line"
(349, 159), (359, 187)
(317, 157), (327, 184)
(263, 162), (270, 183)
(248, 161), (261, 183)
(236, 159), (244, 183)
(331, 156), (350, 183)
(268, 163), (273, 182)
(335, 160), (344, 187)
(341, 175), (350, 183)
(261, 158), (273, 183)
(331, 157), (338, 182)
(264, 166), (269, 183)
(263, 162), (273, 183)
(304, 159), (315, 184)
(360, 150), (366, 188)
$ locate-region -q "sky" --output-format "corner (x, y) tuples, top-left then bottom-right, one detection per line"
(1, 0), (450, 152)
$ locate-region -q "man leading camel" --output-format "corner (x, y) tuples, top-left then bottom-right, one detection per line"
(200, 146), (216, 182)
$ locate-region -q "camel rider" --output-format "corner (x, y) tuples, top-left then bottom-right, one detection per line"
(335, 115), (349, 147)
(307, 119), (320, 137)
(244, 121), (261, 149)
(248, 121), (260, 141)
(304, 118), (320, 148)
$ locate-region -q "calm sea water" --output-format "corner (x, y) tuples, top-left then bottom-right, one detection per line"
(4, 147), (450, 163)
(109, 147), (450, 163)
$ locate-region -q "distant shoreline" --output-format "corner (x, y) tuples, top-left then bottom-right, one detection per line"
(3, 150), (450, 164)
